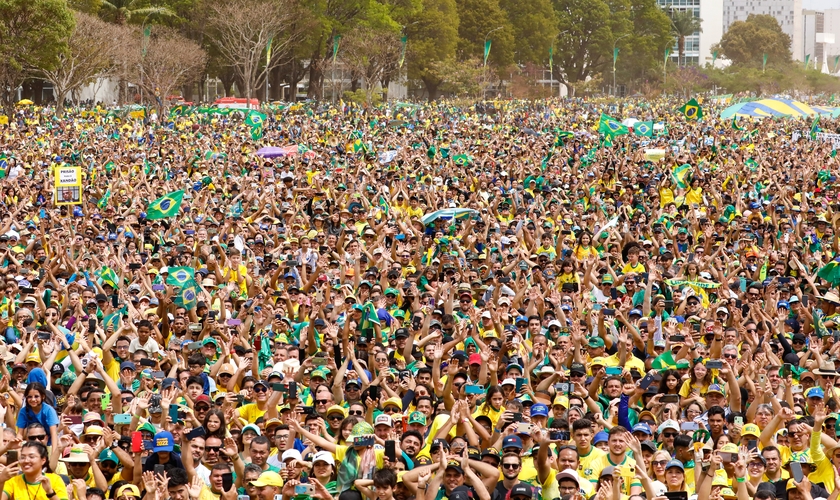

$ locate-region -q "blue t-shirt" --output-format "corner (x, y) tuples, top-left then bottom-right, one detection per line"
(17, 404), (59, 444)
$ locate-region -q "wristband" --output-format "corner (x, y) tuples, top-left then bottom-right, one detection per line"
(47, 493), (57, 498)
(736, 477), (746, 483)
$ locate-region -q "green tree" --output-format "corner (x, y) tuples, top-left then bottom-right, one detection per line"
(499, 0), (556, 65)
(616, 0), (672, 84)
(456, 0), (514, 68)
(552, 0), (614, 95)
(667, 8), (702, 66)
(99, 0), (176, 25)
(0, 0), (75, 115)
(719, 14), (791, 66)
(404, 0), (458, 99)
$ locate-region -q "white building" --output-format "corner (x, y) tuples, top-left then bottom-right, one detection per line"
(659, 0), (724, 67)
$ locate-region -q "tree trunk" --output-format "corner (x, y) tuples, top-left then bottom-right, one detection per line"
(422, 77), (440, 101)
(678, 36), (685, 67)
(307, 54), (324, 100)
(55, 90), (67, 117)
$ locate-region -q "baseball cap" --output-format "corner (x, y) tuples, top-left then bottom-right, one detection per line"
(153, 431), (174, 452)
(408, 411), (426, 426)
(374, 414), (393, 427)
(250, 471), (285, 488)
(632, 423), (652, 435)
(469, 353), (482, 365)
(502, 435), (523, 450)
(530, 403), (549, 417)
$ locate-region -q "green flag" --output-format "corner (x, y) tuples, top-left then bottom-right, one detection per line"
(613, 47), (619, 66)
(266, 37), (272, 67)
(633, 121), (653, 137)
(360, 301), (380, 335)
(102, 309), (123, 332)
(671, 163), (692, 189)
(805, 54), (811, 69)
(732, 117), (743, 131)
(762, 53), (767, 72)
(398, 36), (407, 68)
(678, 98), (702, 119)
(166, 267), (195, 287)
(598, 113), (628, 137)
(103, 161), (115, 173)
(664, 47), (671, 63)
(332, 35), (341, 63)
(250, 126), (264, 141)
(811, 115), (820, 139)
(712, 50), (718, 66)
(834, 55), (840, 73)
(484, 40), (492, 66)
(146, 190), (184, 220)
(549, 45), (553, 74)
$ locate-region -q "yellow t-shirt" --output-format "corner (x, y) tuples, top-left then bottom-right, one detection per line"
(621, 262), (646, 275)
(333, 444), (385, 469)
(603, 353), (646, 376)
(678, 379), (711, 398)
(543, 468), (594, 499)
(4, 474), (69, 500)
(237, 403), (268, 424)
(198, 484), (221, 500)
(685, 187), (703, 207)
(659, 188), (675, 208)
(590, 454), (642, 495)
(223, 264), (249, 295)
(578, 446), (607, 484)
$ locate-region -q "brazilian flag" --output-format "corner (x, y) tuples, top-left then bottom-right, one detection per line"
(174, 279), (199, 310)
(166, 267), (195, 287)
(598, 113), (628, 137)
(104, 161), (115, 173)
(245, 111), (266, 128)
(633, 121), (653, 137)
(453, 154), (472, 166)
(98, 266), (119, 289)
(554, 130), (574, 147)
(97, 189), (111, 209)
(146, 190), (184, 220)
(170, 105), (190, 118)
(250, 126), (263, 141)
(359, 301), (380, 336)
(731, 117), (743, 131)
(671, 163), (692, 189)
(817, 256), (840, 286)
(103, 308), (125, 332)
(678, 98), (703, 120)
(810, 116), (820, 139)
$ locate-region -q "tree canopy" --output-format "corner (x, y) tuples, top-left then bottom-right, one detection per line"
(718, 14), (791, 66)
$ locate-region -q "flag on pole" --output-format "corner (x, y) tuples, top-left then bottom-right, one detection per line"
(664, 47), (671, 63)
(266, 37), (273, 67)
(598, 113), (629, 137)
(613, 47), (619, 65)
(484, 40), (492, 66)
(332, 35), (341, 63)
(834, 55), (840, 73)
(811, 115), (820, 139)
(146, 190), (184, 220)
(549, 45), (554, 74)
(398, 36), (407, 68)
(142, 25), (151, 57)
(678, 98), (703, 119)
(712, 50), (718, 66)
(805, 54), (811, 69)
(762, 53), (767, 72)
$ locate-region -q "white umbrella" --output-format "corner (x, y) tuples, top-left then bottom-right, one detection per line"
(622, 118), (640, 127)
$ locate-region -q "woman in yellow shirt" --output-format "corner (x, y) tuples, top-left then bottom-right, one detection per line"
(1, 442), (69, 500)
(472, 385), (506, 429)
(659, 178), (675, 208)
(678, 361), (715, 405)
(685, 178), (704, 207)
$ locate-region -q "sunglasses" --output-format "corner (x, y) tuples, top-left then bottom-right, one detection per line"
(651, 460), (669, 467)
(253, 386), (268, 393)
(328, 415), (343, 421)
(349, 410), (364, 416)
(502, 463), (520, 470)
(206, 446), (221, 453)
(315, 399), (329, 405)
(28, 434), (47, 441)
(662, 432), (677, 438)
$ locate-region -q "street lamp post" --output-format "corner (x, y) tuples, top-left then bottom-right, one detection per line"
(482, 26), (503, 99)
(612, 34), (630, 96)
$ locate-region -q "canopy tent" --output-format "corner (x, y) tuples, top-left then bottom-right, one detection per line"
(719, 98), (819, 119)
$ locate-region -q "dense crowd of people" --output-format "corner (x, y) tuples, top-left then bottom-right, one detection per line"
(0, 95), (837, 500)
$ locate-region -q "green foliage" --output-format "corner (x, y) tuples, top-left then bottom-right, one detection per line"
(498, 0), (557, 65)
(667, 8), (702, 65)
(343, 87), (383, 105)
(616, 0), (672, 83)
(718, 14), (791, 66)
(99, 0), (178, 25)
(0, 0), (75, 112)
(430, 56), (485, 97)
(404, 0), (458, 99)
(455, 0), (514, 67)
(551, 0), (615, 92)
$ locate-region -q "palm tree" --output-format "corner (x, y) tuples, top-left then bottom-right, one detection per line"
(668, 8), (703, 67)
(100, 0), (176, 25)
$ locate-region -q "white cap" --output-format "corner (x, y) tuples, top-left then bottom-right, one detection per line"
(548, 320), (563, 329)
(501, 378), (516, 387)
(374, 414), (393, 427)
(481, 311), (492, 319)
(312, 451), (335, 466)
(281, 449), (303, 462)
